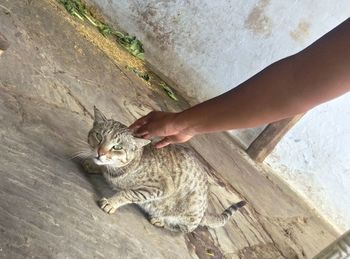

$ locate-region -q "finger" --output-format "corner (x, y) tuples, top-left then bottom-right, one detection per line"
(133, 124), (150, 137)
(133, 128), (149, 138)
(128, 113), (152, 130)
(128, 118), (148, 131)
(141, 133), (151, 139)
(154, 137), (172, 148)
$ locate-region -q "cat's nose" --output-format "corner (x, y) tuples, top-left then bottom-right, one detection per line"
(97, 147), (108, 158)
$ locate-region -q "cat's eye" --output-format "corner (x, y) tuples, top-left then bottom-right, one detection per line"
(112, 144), (123, 151)
(95, 132), (102, 142)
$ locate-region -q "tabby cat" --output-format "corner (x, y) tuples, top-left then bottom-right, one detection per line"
(81, 107), (246, 233)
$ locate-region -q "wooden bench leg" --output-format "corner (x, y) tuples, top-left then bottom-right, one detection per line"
(246, 114), (304, 162)
(0, 32), (10, 56)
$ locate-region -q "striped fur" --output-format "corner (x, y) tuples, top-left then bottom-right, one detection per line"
(200, 201), (247, 228)
(82, 107), (247, 233)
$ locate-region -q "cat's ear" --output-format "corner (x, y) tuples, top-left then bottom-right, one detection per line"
(134, 137), (151, 148)
(94, 106), (107, 124)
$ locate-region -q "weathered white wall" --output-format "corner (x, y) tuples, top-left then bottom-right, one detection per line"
(90, 0), (350, 231)
(265, 93), (350, 232)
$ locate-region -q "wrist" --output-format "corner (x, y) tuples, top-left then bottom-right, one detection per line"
(173, 110), (197, 136)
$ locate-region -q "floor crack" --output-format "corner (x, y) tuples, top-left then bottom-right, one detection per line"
(60, 84), (93, 118)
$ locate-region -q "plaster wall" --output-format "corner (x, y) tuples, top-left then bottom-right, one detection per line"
(89, 0), (350, 231)
(265, 93), (350, 232)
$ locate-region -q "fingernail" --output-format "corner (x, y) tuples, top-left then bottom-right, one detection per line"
(137, 131), (148, 136)
(155, 143), (164, 148)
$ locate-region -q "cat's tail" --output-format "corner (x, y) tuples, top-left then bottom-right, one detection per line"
(200, 200), (247, 228)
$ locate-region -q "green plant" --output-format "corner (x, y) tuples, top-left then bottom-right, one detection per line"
(160, 82), (178, 101)
(58, 0), (145, 60)
(127, 66), (150, 81)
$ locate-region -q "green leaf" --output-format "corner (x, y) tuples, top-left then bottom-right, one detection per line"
(127, 66), (150, 81)
(83, 13), (99, 27)
(160, 82), (178, 101)
(71, 10), (84, 20)
(57, 0), (146, 60)
(136, 52), (145, 61)
(97, 24), (114, 36)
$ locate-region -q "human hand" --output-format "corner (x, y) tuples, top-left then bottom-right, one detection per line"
(129, 111), (193, 148)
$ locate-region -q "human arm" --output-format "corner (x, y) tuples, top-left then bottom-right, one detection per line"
(130, 18), (350, 148)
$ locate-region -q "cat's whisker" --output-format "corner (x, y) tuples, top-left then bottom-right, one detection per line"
(73, 145), (89, 150)
(72, 143), (89, 150)
(70, 151), (88, 157)
(73, 137), (86, 144)
(71, 139), (86, 144)
(70, 138), (90, 147)
(70, 150), (93, 160)
(78, 154), (93, 159)
(106, 165), (112, 175)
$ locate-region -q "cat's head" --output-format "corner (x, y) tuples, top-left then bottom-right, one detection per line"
(87, 106), (150, 167)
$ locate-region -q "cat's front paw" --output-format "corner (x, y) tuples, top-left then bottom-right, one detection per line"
(99, 197), (117, 214)
(149, 217), (165, 228)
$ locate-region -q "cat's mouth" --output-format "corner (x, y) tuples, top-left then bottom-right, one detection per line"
(92, 157), (130, 167)
(93, 157), (115, 166)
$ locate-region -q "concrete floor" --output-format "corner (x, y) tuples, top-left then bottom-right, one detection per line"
(0, 0), (339, 258)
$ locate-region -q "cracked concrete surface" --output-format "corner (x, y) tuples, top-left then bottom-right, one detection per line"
(0, 0), (339, 258)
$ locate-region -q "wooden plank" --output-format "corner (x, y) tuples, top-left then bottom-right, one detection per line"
(0, 1), (338, 258)
(246, 114), (304, 162)
(190, 132), (338, 259)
